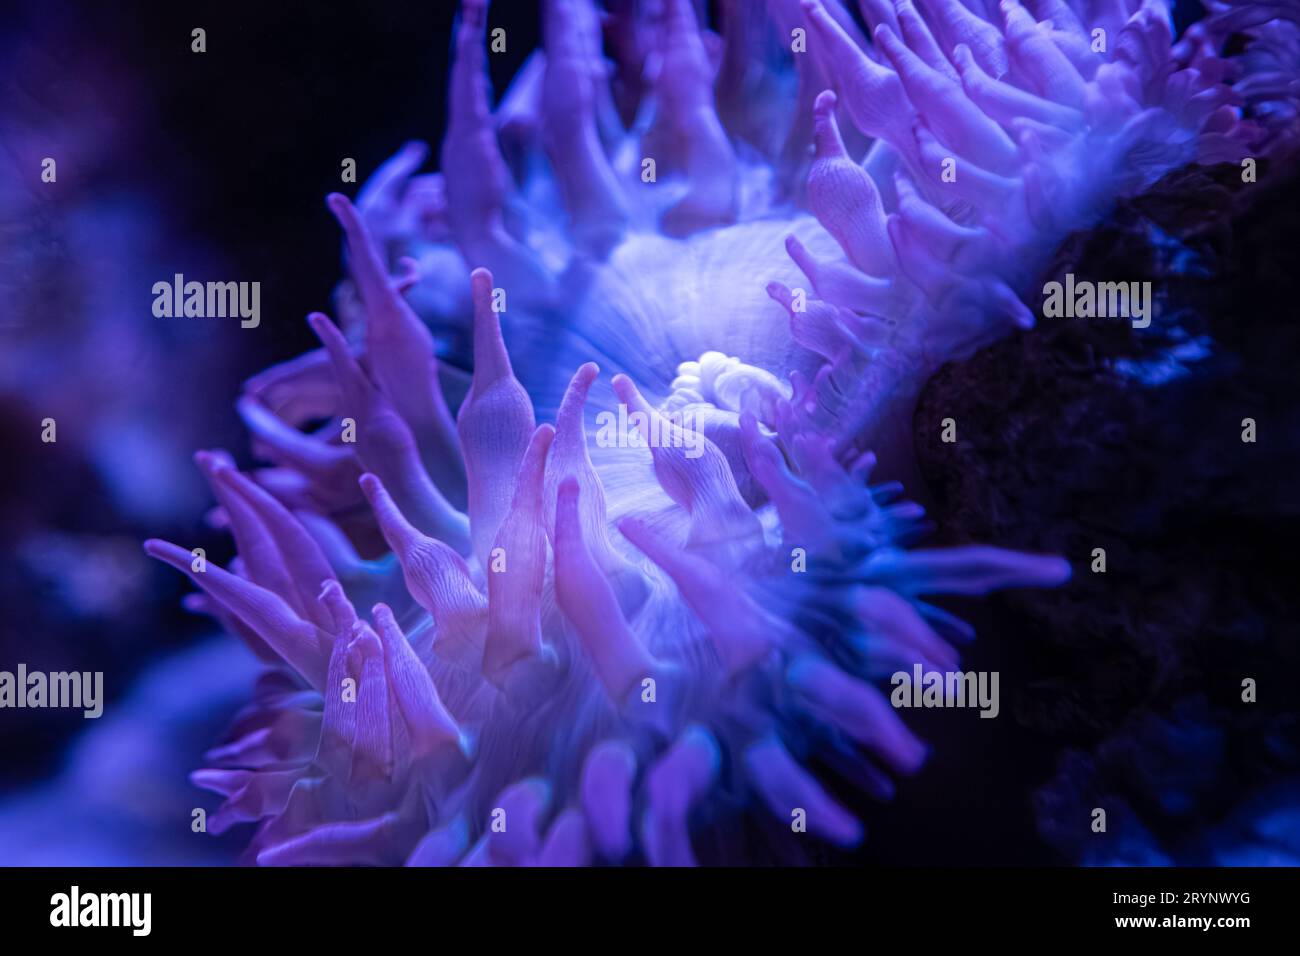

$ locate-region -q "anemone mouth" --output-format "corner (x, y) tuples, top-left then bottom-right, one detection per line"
(144, 0), (1296, 865)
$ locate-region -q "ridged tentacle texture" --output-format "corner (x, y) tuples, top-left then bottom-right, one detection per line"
(148, 0), (1294, 865)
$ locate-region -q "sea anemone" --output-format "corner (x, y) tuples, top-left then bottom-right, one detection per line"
(145, 0), (1291, 865)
